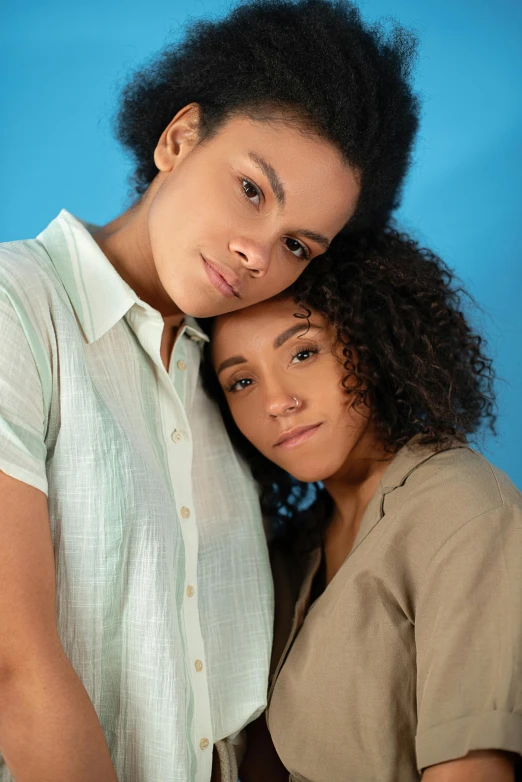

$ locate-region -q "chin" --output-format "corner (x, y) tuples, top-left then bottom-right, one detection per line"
(165, 291), (221, 319)
(180, 302), (222, 319)
(288, 463), (337, 484)
(171, 284), (246, 319)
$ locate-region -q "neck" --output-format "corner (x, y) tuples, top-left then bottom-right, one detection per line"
(92, 176), (183, 323)
(321, 430), (393, 585)
(323, 432), (393, 537)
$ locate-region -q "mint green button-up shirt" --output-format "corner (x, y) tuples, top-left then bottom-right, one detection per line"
(0, 211), (273, 782)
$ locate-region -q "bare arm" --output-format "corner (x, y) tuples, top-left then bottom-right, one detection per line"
(422, 751), (515, 782)
(0, 472), (118, 782)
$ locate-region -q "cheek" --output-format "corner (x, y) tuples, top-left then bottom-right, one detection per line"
(234, 402), (280, 461)
(251, 259), (311, 303)
(308, 369), (346, 407)
(148, 185), (185, 258)
(231, 403), (264, 446)
(149, 167), (214, 240)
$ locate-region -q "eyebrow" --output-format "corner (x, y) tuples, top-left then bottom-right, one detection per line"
(216, 322), (312, 375)
(249, 152), (285, 207)
(294, 229), (330, 251)
(216, 355), (248, 375)
(248, 152), (330, 251)
(273, 322), (309, 349)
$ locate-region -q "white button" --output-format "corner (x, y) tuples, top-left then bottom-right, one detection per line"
(199, 737), (209, 751)
(186, 585), (195, 598)
(195, 659), (203, 672)
(177, 359), (187, 371)
(180, 506), (191, 519)
(171, 429), (182, 443)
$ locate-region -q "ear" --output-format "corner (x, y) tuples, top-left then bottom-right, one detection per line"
(154, 103), (202, 172)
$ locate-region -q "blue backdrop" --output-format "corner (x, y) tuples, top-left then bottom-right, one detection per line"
(2, 0), (521, 486)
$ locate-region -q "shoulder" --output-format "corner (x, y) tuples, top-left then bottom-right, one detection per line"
(0, 238), (60, 295)
(0, 237), (70, 337)
(387, 444), (518, 516)
(0, 238), (70, 385)
(383, 444), (522, 565)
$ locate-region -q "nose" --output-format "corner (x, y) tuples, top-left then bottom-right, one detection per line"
(229, 235), (271, 278)
(266, 389), (301, 418)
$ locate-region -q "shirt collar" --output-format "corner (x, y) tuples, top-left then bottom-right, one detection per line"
(37, 210), (208, 346)
(350, 437), (467, 555)
(296, 438), (468, 589)
(379, 435), (467, 494)
(178, 320), (210, 345)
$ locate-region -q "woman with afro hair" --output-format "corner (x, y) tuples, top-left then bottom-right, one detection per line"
(207, 229), (522, 782)
(0, 2), (424, 780)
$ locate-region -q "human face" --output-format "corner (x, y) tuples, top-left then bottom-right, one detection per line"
(148, 113), (360, 318)
(212, 297), (374, 483)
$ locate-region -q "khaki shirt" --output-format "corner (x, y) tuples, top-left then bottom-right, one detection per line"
(267, 442), (522, 782)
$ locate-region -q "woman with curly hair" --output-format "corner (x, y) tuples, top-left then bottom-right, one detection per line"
(206, 230), (522, 782)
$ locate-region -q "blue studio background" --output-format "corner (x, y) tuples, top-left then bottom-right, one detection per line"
(1, 0), (521, 485)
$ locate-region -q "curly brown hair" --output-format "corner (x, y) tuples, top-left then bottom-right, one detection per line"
(201, 227), (496, 546)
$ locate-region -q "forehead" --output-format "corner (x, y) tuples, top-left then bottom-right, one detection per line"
(212, 297), (320, 359)
(207, 115), (359, 226)
(211, 114), (347, 179)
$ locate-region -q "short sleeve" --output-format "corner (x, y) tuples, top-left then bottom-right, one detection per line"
(0, 284), (49, 495)
(415, 503), (522, 770)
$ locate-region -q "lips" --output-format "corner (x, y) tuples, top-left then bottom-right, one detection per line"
(274, 423), (322, 449)
(202, 255), (241, 299)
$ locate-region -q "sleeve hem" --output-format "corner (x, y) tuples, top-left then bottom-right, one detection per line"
(0, 460), (48, 496)
(416, 710), (522, 770)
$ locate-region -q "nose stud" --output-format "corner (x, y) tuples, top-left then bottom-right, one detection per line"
(269, 396), (302, 418)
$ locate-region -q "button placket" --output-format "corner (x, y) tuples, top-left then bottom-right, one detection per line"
(160, 341), (213, 780)
(178, 493), (213, 778)
(136, 312), (213, 782)
(171, 342), (188, 403)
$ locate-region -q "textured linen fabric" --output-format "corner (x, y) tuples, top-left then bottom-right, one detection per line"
(267, 442), (522, 782)
(0, 210), (273, 782)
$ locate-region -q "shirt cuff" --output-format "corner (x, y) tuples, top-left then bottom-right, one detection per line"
(416, 710), (522, 771)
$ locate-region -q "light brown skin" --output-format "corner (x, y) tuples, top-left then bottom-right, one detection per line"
(94, 104), (359, 369)
(213, 297), (392, 584)
(0, 108), (360, 780)
(0, 475), (119, 782)
(212, 296), (515, 782)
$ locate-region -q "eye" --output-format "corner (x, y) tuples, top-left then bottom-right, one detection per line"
(290, 345), (319, 364)
(226, 377), (254, 393)
(242, 178), (261, 207)
(284, 237), (310, 261)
